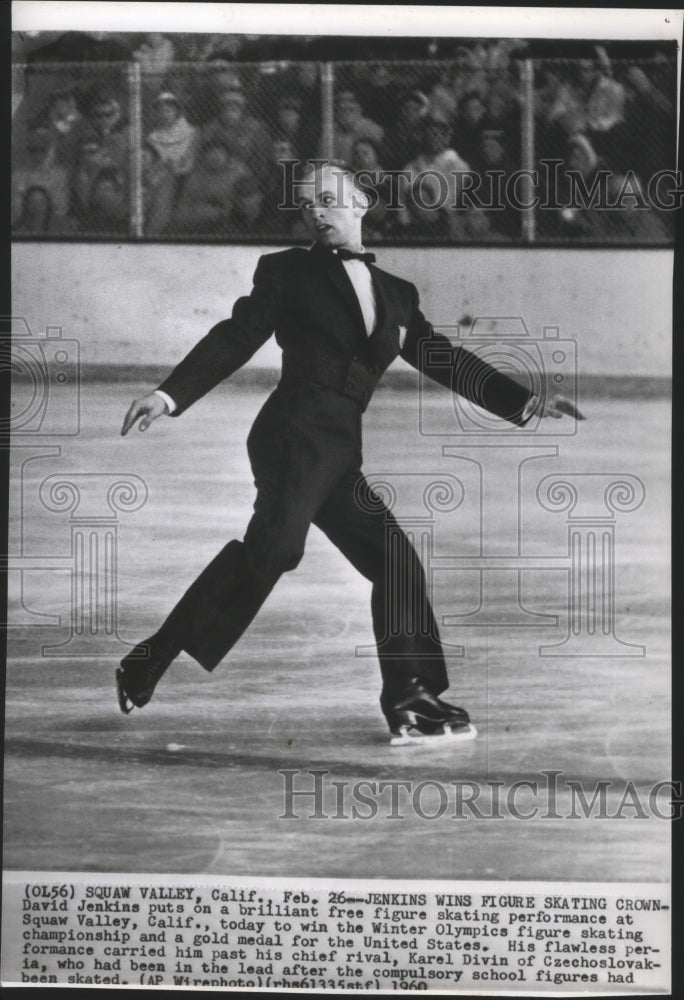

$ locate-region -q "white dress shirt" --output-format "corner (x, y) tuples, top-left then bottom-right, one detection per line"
(336, 252), (376, 337)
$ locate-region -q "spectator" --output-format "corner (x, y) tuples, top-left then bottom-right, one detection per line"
(292, 61), (320, 104)
(141, 141), (176, 237)
(611, 64), (675, 178)
(132, 33), (175, 75)
(350, 136), (383, 173)
(562, 47), (626, 166)
(578, 47), (626, 135)
(200, 88), (271, 175)
(83, 167), (129, 234)
(70, 139), (117, 224)
(226, 173), (271, 235)
(482, 77), (521, 162)
(271, 95), (316, 160)
(172, 141), (249, 235)
(400, 115), (472, 232)
(474, 129), (519, 240)
(453, 91), (488, 167)
(553, 132), (606, 239)
(42, 90), (83, 168)
(147, 91), (198, 177)
(536, 65), (586, 137)
(381, 89), (429, 170)
(80, 90), (129, 172)
(356, 64), (402, 130)
(14, 185), (76, 234)
(404, 113), (470, 188)
(427, 48), (489, 122)
(178, 66), (243, 129)
(350, 137), (390, 238)
(260, 138), (302, 235)
(330, 89), (383, 162)
(12, 124), (70, 223)
(394, 174), (491, 242)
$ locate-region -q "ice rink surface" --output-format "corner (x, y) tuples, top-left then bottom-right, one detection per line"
(4, 383), (670, 881)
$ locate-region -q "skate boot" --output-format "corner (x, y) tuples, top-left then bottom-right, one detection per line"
(116, 635), (178, 714)
(382, 681), (477, 746)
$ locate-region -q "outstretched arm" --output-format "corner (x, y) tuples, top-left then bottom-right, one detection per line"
(121, 254), (282, 434)
(400, 288), (585, 424)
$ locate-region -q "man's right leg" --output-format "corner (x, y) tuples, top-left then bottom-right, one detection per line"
(116, 535), (282, 713)
(117, 411), (357, 712)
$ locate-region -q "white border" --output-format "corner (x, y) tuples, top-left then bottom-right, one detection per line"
(11, 2), (684, 41)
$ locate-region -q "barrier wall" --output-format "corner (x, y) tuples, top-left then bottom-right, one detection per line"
(12, 243), (671, 376)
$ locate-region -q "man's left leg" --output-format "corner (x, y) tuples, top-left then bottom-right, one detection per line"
(313, 470), (473, 738)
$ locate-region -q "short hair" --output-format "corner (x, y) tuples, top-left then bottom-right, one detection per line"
(297, 159), (370, 208)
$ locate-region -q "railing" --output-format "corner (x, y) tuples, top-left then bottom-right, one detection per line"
(11, 57), (678, 245)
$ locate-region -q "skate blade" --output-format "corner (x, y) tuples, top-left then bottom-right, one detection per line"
(115, 667), (134, 715)
(390, 723), (478, 747)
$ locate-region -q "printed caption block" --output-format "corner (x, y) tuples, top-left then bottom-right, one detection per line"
(2, 874), (670, 993)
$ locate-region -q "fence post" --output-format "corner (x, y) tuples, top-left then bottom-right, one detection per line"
(127, 61), (143, 238)
(520, 58), (536, 243)
(320, 62), (335, 161)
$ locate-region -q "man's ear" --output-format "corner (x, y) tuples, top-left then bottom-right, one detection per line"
(352, 186), (370, 217)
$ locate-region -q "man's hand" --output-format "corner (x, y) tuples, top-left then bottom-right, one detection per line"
(538, 393), (586, 421)
(121, 392), (168, 436)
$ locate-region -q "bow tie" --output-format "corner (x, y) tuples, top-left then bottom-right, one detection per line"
(336, 248), (376, 264)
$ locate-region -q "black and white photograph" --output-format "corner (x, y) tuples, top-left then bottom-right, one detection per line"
(2, 2), (678, 993)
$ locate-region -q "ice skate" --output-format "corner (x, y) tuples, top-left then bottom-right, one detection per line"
(383, 682), (477, 747)
(389, 720), (478, 746)
(116, 636), (177, 714)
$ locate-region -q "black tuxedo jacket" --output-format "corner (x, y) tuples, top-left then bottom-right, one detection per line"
(158, 243), (534, 428)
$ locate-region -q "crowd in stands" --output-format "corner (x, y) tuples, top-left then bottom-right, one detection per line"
(11, 32), (676, 242)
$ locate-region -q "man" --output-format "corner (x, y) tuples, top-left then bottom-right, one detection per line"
(401, 113), (471, 227)
(331, 90), (384, 164)
(119, 162), (581, 744)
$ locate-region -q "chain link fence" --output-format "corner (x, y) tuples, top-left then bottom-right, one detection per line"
(12, 56), (678, 244)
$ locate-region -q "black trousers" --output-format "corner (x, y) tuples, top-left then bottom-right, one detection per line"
(157, 385), (450, 707)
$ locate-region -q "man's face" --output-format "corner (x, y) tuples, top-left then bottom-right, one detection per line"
(218, 94), (245, 125)
(481, 134), (505, 164)
(157, 101), (179, 127)
(400, 98), (424, 127)
(92, 100), (121, 132)
(277, 107), (300, 133)
(336, 95), (361, 128)
(463, 96), (485, 124)
(52, 96), (76, 122)
(424, 120), (451, 154)
(296, 168), (366, 249)
(272, 140), (294, 164)
(24, 189), (50, 217)
(578, 59), (598, 88)
(353, 140), (378, 169)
